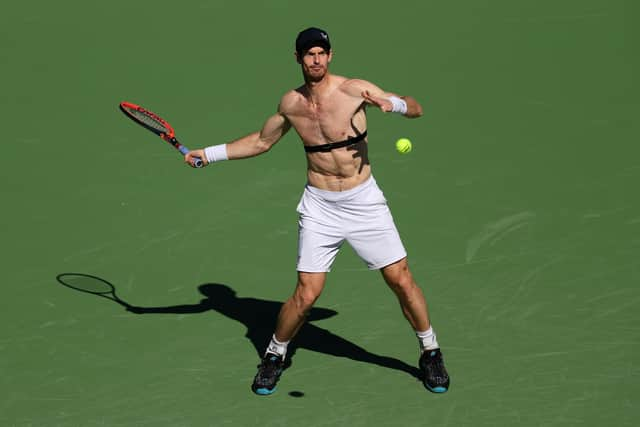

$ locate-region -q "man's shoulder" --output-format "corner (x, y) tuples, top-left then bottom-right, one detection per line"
(278, 89), (303, 113)
(337, 77), (376, 96)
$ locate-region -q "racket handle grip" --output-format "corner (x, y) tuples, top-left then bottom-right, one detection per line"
(192, 157), (204, 168)
(178, 145), (204, 168)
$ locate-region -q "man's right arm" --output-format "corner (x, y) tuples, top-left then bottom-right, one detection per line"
(185, 111), (291, 167)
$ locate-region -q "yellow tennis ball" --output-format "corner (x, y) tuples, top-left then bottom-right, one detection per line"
(395, 138), (412, 154)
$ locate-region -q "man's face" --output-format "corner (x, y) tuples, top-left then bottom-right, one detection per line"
(297, 46), (332, 82)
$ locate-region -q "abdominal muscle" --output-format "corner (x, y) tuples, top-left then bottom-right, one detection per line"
(305, 143), (371, 192)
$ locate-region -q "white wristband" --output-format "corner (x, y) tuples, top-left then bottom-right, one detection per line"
(389, 96), (408, 115)
(204, 144), (229, 163)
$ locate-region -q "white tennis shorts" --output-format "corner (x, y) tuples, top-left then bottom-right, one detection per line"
(296, 176), (407, 272)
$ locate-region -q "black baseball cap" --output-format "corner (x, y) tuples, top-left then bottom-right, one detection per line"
(295, 27), (331, 55)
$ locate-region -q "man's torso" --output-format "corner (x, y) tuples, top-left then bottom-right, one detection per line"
(280, 75), (371, 191)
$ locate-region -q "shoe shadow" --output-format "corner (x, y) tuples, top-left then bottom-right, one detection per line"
(128, 283), (421, 379)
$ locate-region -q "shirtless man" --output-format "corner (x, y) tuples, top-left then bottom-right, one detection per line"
(185, 27), (450, 395)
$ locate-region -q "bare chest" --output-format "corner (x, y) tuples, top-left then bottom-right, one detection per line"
(287, 93), (366, 143)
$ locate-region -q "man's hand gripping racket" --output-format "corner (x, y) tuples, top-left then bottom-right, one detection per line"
(119, 101), (203, 168)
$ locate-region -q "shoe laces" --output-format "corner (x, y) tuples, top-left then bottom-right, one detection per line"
(257, 354), (283, 377)
(423, 350), (448, 380)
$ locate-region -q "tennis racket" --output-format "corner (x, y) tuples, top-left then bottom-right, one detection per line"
(56, 273), (135, 310)
(119, 101), (203, 168)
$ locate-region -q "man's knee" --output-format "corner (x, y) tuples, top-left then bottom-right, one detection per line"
(292, 287), (319, 312)
(292, 273), (325, 312)
(382, 259), (416, 293)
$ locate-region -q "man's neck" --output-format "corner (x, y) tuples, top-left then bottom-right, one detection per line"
(304, 73), (332, 97)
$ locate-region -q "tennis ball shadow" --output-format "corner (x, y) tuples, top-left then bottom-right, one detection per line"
(289, 391), (305, 398)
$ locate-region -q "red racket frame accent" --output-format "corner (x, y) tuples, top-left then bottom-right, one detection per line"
(119, 101), (175, 138)
(119, 101), (203, 167)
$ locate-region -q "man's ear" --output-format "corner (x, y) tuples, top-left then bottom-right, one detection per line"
(294, 51), (301, 64)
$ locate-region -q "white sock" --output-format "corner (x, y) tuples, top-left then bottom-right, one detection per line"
(266, 334), (289, 358)
(416, 327), (439, 352)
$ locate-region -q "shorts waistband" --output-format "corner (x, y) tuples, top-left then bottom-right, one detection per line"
(304, 176), (376, 202)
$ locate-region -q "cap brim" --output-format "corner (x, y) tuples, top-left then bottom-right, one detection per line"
(298, 41), (331, 54)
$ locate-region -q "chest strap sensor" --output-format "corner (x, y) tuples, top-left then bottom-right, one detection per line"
(304, 131), (367, 153)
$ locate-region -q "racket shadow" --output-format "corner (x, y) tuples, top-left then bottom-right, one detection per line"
(56, 272), (134, 309)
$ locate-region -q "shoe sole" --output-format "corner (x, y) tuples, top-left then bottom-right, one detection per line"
(254, 387), (276, 396)
(426, 385), (448, 393)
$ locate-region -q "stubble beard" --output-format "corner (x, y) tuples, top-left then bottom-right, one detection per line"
(304, 66), (327, 84)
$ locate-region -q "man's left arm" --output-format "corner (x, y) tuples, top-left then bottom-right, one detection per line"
(346, 79), (423, 118)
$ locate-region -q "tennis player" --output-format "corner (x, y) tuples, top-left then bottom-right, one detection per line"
(186, 27), (450, 395)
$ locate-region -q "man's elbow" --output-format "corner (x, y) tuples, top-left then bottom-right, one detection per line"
(256, 139), (273, 154)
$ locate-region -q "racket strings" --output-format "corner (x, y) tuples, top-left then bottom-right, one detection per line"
(125, 107), (169, 134)
(62, 277), (113, 294)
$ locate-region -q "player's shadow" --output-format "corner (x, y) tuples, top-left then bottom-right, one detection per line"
(346, 121), (370, 174)
(128, 283), (420, 379)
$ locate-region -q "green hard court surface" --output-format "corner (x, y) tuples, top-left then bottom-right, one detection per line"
(1, 0), (638, 426)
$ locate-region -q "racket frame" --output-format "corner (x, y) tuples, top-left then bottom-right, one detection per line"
(119, 101), (203, 167)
